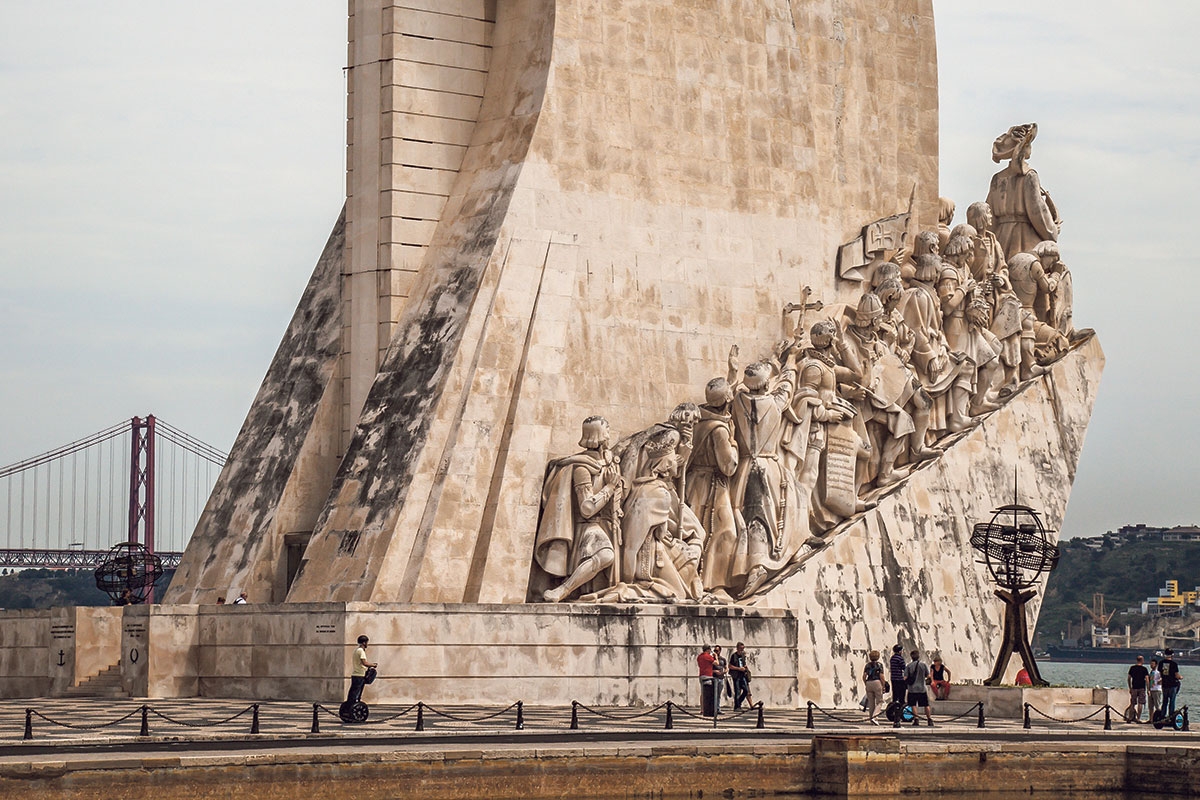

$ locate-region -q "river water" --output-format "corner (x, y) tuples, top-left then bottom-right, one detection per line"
(1039, 660), (1196, 710)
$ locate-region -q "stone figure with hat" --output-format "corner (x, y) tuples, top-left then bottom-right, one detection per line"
(986, 122), (1062, 259)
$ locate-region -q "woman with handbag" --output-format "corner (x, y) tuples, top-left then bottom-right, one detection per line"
(862, 650), (887, 725)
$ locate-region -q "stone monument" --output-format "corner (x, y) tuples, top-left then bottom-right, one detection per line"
(0, 2), (1103, 707)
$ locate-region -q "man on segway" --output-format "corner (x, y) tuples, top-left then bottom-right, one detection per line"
(341, 634), (378, 723)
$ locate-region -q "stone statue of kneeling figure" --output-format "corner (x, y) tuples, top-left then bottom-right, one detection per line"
(534, 416), (623, 603)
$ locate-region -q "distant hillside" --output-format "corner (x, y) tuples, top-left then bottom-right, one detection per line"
(1036, 539), (1200, 644)
(0, 568), (175, 609)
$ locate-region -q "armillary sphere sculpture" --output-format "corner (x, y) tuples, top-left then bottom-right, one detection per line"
(970, 504), (1060, 686)
(94, 542), (164, 605)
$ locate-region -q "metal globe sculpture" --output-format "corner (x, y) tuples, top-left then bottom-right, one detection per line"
(971, 504), (1060, 591)
(94, 542), (164, 605)
(971, 503), (1060, 687)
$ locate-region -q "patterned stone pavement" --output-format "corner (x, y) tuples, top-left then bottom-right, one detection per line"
(0, 697), (1185, 748)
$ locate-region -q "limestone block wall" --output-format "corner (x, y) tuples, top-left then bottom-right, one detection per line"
(0, 609), (50, 698)
(46, 606), (122, 696)
(343, 1), (500, 441)
(195, 603), (346, 700)
(283, 0), (941, 606)
(71, 606), (122, 687)
(756, 336), (1104, 707)
(343, 603), (797, 706)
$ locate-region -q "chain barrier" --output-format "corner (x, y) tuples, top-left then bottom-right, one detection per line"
(804, 700), (985, 729)
(571, 700), (670, 724)
(421, 700), (521, 724)
(146, 704), (255, 728)
(1024, 702), (1113, 726)
(358, 702), (420, 724)
(1024, 702), (1190, 733)
(24, 703), (259, 740)
(937, 701), (986, 724)
(805, 701), (864, 725)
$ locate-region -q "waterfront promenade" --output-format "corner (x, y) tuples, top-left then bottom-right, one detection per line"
(0, 697), (1196, 798)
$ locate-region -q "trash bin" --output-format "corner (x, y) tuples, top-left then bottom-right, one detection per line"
(701, 679), (716, 717)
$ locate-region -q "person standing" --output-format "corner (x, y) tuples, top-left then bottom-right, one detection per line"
(697, 644), (718, 716)
(902, 650), (934, 727)
(728, 642), (753, 710)
(346, 634), (377, 708)
(888, 645), (907, 707)
(1159, 648), (1182, 719)
(233, 591), (248, 605)
(1127, 655), (1150, 722)
(713, 645), (729, 715)
(862, 650), (887, 725)
(1148, 659), (1164, 722)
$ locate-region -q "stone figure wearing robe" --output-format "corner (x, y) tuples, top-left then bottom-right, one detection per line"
(730, 350), (801, 598)
(688, 378), (740, 596)
(940, 235), (1001, 414)
(838, 294), (925, 487)
(535, 416), (623, 602)
(587, 428), (706, 603)
(1032, 240), (1074, 338)
(901, 254), (972, 435)
(791, 320), (866, 533)
(986, 123), (1060, 259)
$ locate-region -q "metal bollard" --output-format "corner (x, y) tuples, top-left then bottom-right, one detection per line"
(570, 700), (579, 730)
(251, 703), (260, 734)
(1182, 707), (1190, 732)
(516, 701), (524, 731)
(415, 702), (425, 732)
(1022, 703), (1030, 730)
(140, 704), (150, 737)
(23, 709), (32, 741)
(310, 703), (320, 734)
(977, 701), (985, 729)
(1103, 704), (1112, 731)
(756, 701), (765, 730)
(665, 701), (674, 730)
(806, 701), (814, 730)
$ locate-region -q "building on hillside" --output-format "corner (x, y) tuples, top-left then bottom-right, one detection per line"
(1141, 580), (1200, 615)
(1073, 523), (1200, 549)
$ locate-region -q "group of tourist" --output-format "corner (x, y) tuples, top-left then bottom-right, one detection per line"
(533, 123), (1079, 607)
(697, 642), (754, 715)
(1127, 649), (1184, 723)
(860, 645), (951, 726)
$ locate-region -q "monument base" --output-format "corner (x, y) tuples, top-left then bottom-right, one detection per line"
(0, 602), (798, 706)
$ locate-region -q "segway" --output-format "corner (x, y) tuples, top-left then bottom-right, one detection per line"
(1152, 708), (1184, 731)
(339, 666), (377, 723)
(885, 700), (914, 724)
(339, 700), (370, 723)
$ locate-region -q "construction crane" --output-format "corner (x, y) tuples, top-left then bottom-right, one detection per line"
(1078, 593), (1116, 645)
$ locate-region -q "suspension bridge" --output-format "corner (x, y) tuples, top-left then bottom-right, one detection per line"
(0, 416), (226, 571)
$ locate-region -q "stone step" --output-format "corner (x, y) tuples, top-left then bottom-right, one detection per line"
(63, 663), (127, 698)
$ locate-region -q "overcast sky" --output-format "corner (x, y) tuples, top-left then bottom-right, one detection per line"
(0, 2), (1195, 540)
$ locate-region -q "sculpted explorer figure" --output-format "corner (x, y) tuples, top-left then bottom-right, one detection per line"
(730, 350), (802, 598)
(690, 376), (741, 596)
(606, 427), (707, 602)
(535, 416), (623, 602)
(986, 123), (1061, 259)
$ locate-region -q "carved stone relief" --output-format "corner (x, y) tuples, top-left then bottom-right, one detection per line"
(531, 126), (1089, 605)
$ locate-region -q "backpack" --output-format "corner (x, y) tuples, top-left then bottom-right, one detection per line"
(364, 667), (378, 684)
(865, 661), (883, 681)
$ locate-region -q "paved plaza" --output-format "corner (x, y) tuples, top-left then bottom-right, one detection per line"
(0, 696), (1193, 754)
